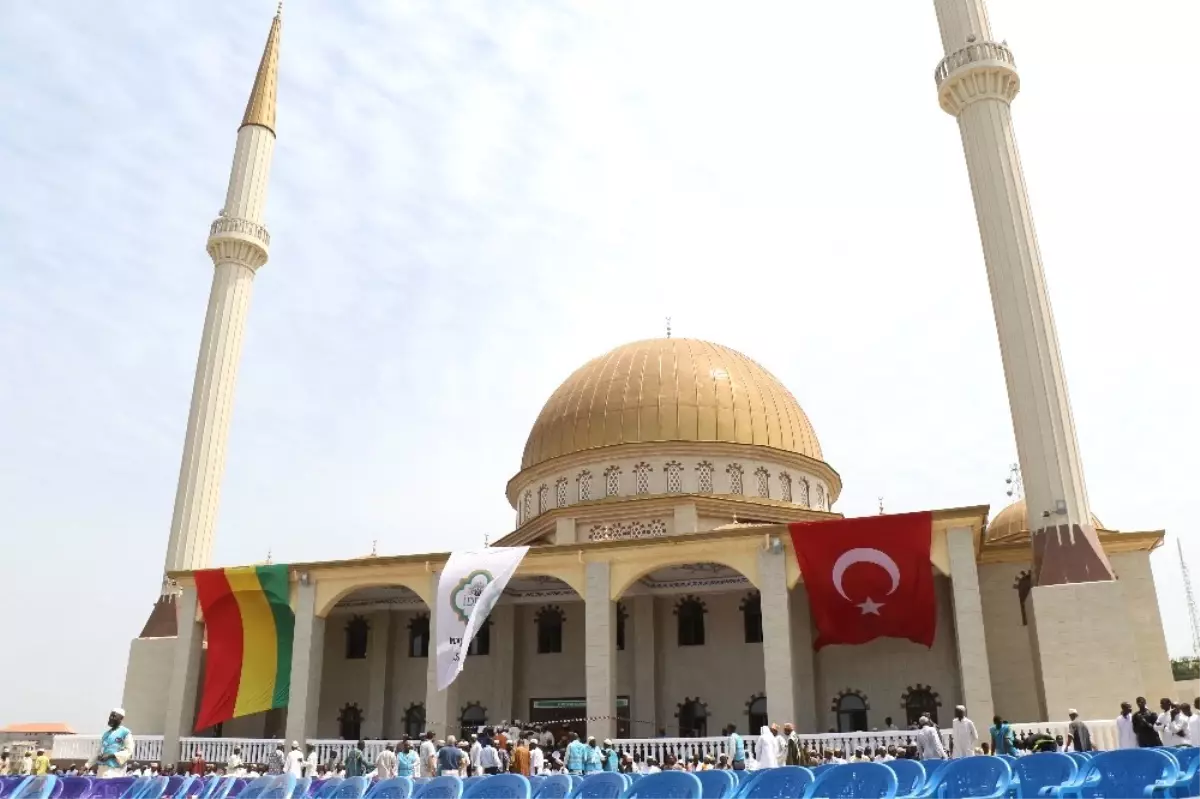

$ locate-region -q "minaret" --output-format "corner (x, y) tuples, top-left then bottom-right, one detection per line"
(931, 0), (1113, 584)
(162, 8), (281, 578)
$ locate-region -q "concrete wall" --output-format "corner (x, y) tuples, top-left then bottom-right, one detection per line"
(1108, 551), (1176, 704)
(122, 637), (176, 735)
(978, 561), (1039, 722)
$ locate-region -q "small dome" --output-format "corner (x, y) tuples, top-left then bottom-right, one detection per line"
(988, 498), (1104, 541)
(520, 338), (824, 470)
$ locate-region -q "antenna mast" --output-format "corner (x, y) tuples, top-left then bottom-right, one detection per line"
(1180, 539), (1200, 659)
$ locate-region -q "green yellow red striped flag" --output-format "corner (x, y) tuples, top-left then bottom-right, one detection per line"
(194, 564), (294, 730)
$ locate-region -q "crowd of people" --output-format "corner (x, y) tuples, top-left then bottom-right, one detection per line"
(9, 695), (1200, 780)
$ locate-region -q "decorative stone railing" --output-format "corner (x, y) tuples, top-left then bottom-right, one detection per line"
(209, 215), (271, 247)
(51, 735), (163, 763)
(934, 40), (1016, 87)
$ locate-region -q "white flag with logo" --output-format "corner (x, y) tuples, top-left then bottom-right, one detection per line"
(436, 546), (529, 691)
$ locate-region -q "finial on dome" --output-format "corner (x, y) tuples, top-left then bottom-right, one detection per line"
(240, 8), (282, 135)
(878, 497), (884, 515)
(665, 317), (672, 339)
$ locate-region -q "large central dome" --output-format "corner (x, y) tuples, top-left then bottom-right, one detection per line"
(520, 338), (823, 470)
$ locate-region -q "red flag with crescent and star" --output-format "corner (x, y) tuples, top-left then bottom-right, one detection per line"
(789, 511), (936, 649)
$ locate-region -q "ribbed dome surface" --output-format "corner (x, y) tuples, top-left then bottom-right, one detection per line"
(989, 498), (1104, 541)
(521, 338), (823, 470)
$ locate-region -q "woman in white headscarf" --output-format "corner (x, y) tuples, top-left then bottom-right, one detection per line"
(757, 726), (778, 769)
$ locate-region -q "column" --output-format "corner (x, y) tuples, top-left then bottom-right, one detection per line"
(584, 561), (617, 741)
(162, 586), (204, 767)
(930, 0), (1112, 583)
(631, 595), (657, 737)
(758, 546), (797, 726)
(946, 527), (994, 723)
(425, 572), (459, 738)
(363, 610), (391, 738)
(788, 586), (818, 731)
(489, 604), (515, 725)
(285, 578), (325, 745)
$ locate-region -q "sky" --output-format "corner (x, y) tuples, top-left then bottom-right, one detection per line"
(1, 0), (1198, 730)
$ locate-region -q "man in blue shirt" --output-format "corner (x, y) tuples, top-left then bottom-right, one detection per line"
(437, 736), (466, 776)
(564, 733), (588, 775)
(724, 724), (746, 771)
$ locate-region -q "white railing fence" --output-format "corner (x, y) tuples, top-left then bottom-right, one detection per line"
(51, 735), (163, 763)
(52, 719), (1120, 765)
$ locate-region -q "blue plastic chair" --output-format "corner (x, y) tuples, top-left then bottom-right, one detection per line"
(531, 776), (569, 799)
(237, 779), (276, 799)
(12, 777), (59, 799)
(932, 758), (1011, 799)
(365, 779), (413, 799)
(1049, 749), (1178, 799)
(136, 778), (170, 799)
(166, 777), (198, 799)
(260, 775), (299, 799)
(565, 773), (623, 799)
(292, 779), (312, 799)
(311, 780), (345, 799)
(462, 775), (530, 799)
(731, 770), (767, 799)
(624, 772), (702, 799)
(57, 778), (93, 799)
(912, 761), (950, 798)
(1166, 748), (1200, 797)
(412, 776), (462, 799)
(888, 760), (926, 798)
(1008, 753), (1075, 799)
(200, 778), (238, 799)
(693, 771), (736, 799)
(738, 766), (813, 799)
(525, 779), (546, 799)
(803, 763), (898, 799)
(327, 778), (368, 799)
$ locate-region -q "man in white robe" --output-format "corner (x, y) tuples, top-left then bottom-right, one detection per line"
(286, 742), (304, 777)
(86, 709), (134, 777)
(1116, 702), (1138, 749)
(951, 706), (978, 758)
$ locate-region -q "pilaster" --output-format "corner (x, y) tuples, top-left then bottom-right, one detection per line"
(363, 610), (391, 738)
(162, 587), (204, 766)
(490, 603), (515, 724)
(285, 578), (325, 745)
(758, 546), (797, 726)
(788, 587), (818, 731)
(946, 527), (994, 723)
(631, 595), (657, 735)
(585, 561), (617, 741)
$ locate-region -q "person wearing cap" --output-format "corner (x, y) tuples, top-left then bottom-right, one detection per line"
(914, 716), (947, 760)
(285, 741), (304, 777)
(600, 739), (618, 772)
(1066, 709), (1094, 752)
(303, 745), (318, 779)
(951, 705), (978, 758)
(86, 708), (134, 778)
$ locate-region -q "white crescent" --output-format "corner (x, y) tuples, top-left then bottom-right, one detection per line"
(831, 548), (901, 601)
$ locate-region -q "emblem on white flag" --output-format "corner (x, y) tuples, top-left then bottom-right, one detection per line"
(436, 546), (529, 691)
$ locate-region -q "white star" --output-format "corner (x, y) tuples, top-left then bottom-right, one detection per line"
(858, 597), (884, 615)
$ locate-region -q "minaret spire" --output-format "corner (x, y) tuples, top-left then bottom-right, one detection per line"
(159, 8), (282, 582)
(241, 6), (281, 135)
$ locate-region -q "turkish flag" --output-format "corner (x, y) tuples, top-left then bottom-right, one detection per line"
(789, 511), (936, 649)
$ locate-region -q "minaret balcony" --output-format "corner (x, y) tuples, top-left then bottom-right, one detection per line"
(207, 214), (270, 269)
(934, 40), (1020, 116)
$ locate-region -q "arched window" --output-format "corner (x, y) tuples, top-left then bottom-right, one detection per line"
(408, 613), (430, 658)
(536, 605), (565, 654)
(403, 703), (426, 739)
(902, 684), (941, 726)
(538, 484), (550, 514)
(578, 471), (592, 502)
(755, 467), (771, 498)
(676, 697), (709, 738)
(779, 472), (793, 503)
(740, 592), (763, 644)
(345, 615), (369, 660)
(468, 618), (491, 656)
(797, 477), (810, 508)
(726, 464), (744, 495)
(522, 490), (532, 522)
(696, 462), (714, 494)
(616, 602), (628, 651)
(747, 695), (768, 734)
(815, 484), (827, 510)
(460, 703), (487, 737)
(633, 462), (651, 495)
(835, 692), (868, 732)
(604, 466), (621, 497)
(556, 478), (569, 508)
(664, 461), (683, 494)
(675, 595), (706, 646)
(338, 703), (363, 740)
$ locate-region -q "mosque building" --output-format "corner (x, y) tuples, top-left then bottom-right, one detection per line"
(120, 0), (1176, 766)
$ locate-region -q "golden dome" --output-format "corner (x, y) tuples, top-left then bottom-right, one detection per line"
(988, 498), (1104, 541)
(520, 338), (824, 470)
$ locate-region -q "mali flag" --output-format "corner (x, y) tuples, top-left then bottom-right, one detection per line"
(194, 564), (294, 730)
